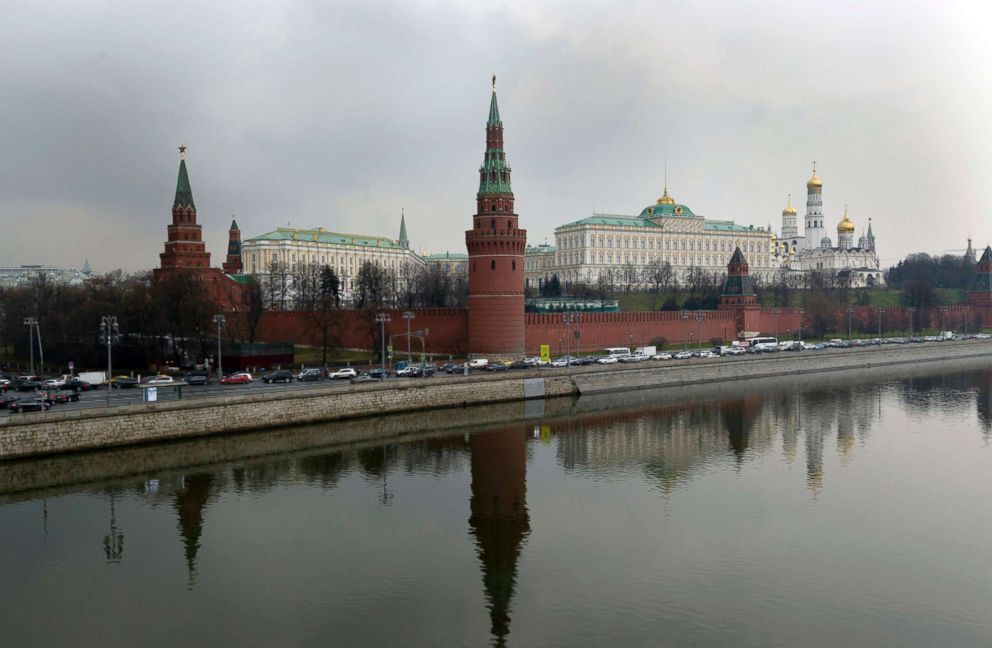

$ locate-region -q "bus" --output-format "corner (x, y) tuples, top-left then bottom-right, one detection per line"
(747, 336), (779, 352)
(604, 347), (631, 358)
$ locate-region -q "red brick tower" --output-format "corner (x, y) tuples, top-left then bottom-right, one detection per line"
(466, 77), (527, 357)
(222, 218), (243, 274)
(154, 147), (213, 280)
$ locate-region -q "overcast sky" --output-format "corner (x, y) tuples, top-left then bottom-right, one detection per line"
(2, 0), (990, 273)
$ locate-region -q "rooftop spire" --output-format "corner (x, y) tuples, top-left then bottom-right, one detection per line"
(173, 148), (195, 210)
(488, 76), (501, 126)
(399, 208), (408, 246)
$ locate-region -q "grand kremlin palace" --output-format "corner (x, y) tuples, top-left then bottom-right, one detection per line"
(526, 185), (775, 291)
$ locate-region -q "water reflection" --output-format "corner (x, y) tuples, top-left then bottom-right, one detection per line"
(3, 363), (992, 646)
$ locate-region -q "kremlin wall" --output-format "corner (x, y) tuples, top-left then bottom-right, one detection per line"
(154, 82), (992, 358)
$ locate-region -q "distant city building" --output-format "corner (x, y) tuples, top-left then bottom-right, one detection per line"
(0, 263), (93, 288)
(425, 251), (468, 275)
(525, 184), (774, 291)
(772, 164), (883, 288)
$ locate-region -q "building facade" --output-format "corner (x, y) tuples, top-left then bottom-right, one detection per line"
(0, 263), (93, 288)
(526, 185), (774, 291)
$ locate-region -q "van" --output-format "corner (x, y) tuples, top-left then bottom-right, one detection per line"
(468, 358), (489, 369)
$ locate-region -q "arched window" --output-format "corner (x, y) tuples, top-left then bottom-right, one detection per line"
(491, 259), (496, 270)
(491, 219), (496, 229)
(512, 260), (516, 271)
(507, 220), (512, 229)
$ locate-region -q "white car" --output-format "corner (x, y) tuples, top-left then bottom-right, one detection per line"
(468, 358), (489, 369)
(697, 350), (715, 358)
(329, 368), (357, 379)
(651, 353), (673, 360)
(550, 358), (569, 367)
(144, 375), (175, 384)
(674, 351), (693, 360)
(595, 356), (618, 364)
(724, 347), (746, 356)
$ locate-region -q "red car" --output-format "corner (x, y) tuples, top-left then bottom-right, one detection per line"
(220, 372), (253, 385)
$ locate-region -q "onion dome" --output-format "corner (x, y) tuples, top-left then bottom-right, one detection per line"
(807, 162), (822, 190)
(656, 186), (676, 205)
(782, 194), (796, 215)
(837, 208), (855, 233)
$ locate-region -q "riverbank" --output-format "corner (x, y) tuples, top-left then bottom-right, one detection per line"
(2, 340), (990, 462)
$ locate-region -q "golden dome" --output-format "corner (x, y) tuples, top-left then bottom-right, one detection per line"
(837, 209), (855, 233)
(656, 187), (676, 205)
(782, 193), (796, 215)
(807, 174), (822, 189)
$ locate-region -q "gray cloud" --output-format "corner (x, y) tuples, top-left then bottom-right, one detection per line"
(2, 0), (990, 273)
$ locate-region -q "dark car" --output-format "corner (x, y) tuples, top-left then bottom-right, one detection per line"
(486, 362), (511, 372)
(11, 397), (48, 414)
(65, 378), (92, 392)
(16, 379), (42, 392)
(349, 374), (377, 384)
(47, 390), (79, 404)
(509, 360), (530, 369)
(184, 373), (211, 386)
(111, 376), (139, 389)
(1, 393), (23, 409)
(297, 368), (324, 382)
(263, 370), (294, 384)
(367, 368), (392, 379)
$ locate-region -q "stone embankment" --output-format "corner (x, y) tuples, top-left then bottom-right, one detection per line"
(1, 341), (990, 461)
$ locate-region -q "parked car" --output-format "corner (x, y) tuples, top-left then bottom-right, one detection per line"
(595, 356), (618, 365)
(697, 350), (716, 358)
(367, 368), (391, 379)
(262, 370), (294, 384)
(349, 374), (377, 384)
(42, 377), (66, 389)
(220, 372), (253, 385)
(111, 376), (139, 389)
(48, 390), (79, 404)
(674, 351), (693, 360)
(509, 360), (531, 369)
(15, 378), (42, 392)
(11, 397), (49, 414)
(1, 393), (23, 409)
(724, 347), (746, 356)
(468, 358), (489, 369)
(65, 378), (92, 391)
(329, 368), (357, 380)
(297, 368), (324, 382)
(439, 363), (461, 374)
(486, 362), (511, 372)
(144, 375), (175, 385)
(183, 373), (211, 386)
(396, 366), (417, 377)
(651, 352), (673, 360)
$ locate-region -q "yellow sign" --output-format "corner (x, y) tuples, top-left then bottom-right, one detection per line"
(540, 344), (551, 363)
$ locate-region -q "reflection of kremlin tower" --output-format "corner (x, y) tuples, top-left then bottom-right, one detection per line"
(174, 473), (214, 588)
(803, 164), (825, 250)
(468, 427), (530, 647)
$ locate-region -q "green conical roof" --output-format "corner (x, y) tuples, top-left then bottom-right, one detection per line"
(230, 218), (239, 230)
(173, 159), (195, 210)
(488, 87), (501, 126)
(729, 247), (747, 265)
(399, 212), (408, 244)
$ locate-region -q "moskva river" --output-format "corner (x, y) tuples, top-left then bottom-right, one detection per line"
(1, 363), (990, 647)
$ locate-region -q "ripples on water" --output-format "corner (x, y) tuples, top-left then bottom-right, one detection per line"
(1, 365), (991, 647)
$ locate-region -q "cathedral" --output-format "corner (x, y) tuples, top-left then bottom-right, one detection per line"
(772, 164), (884, 288)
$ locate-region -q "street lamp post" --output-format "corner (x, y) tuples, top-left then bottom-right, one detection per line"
(907, 307), (916, 337)
(963, 305), (971, 336)
(773, 308), (781, 340)
(213, 314), (226, 381)
(695, 311), (704, 354)
(681, 311), (689, 351)
(402, 311), (415, 364)
(940, 306), (947, 333)
(846, 307), (854, 342)
(876, 307), (884, 341)
(563, 313), (575, 372)
(798, 308), (805, 345)
(376, 313), (391, 376)
(100, 316), (118, 406)
(23, 317), (37, 375)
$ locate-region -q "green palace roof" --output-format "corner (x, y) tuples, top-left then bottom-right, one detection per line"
(246, 227), (404, 249)
(526, 245), (557, 255)
(559, 213), (763, 234)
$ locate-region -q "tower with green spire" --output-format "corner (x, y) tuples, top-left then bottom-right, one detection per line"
(465, 76), (527, 357)
(223, 217), (243, 274)
(155, 147), (212, 278)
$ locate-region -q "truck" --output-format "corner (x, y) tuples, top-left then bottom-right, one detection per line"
(78, 371), (107, 386)
(634, 346), (657, 358)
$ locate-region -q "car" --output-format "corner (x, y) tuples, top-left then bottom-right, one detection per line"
(396, 366), (417, 377)
(12, 397), (49, 414)
(329, 368), (357, 379)
(15, 379), (42, 392)
(41, 377), (66, 389)
(111, 376), (139, 389)
(486, 362), (511, 372)
(674, 351), (693, 360)
(184, 373), (211, 386)
(297, 368), (324, 382)
(723, 347), (746, 356)
(651, 352), (673, 360)
(439, 363), (461, 373)
(144, 375), (175, 385)
(595, 356), (618, 365)
(349, 374), (377, 384)
(367, 368), (392, 379)
(262, 370), (294, 384)
(48, 390), (79, 404)
(220, 372), (253, 385)
(509, 360), (530, 369)
(468, 358), (489, 369)
(697, 350), (715, 358)
(65, 378), (92, 391)
(1, 393), (23, 409)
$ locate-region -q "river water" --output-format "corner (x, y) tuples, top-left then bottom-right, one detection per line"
(1, 363), (990, 647)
